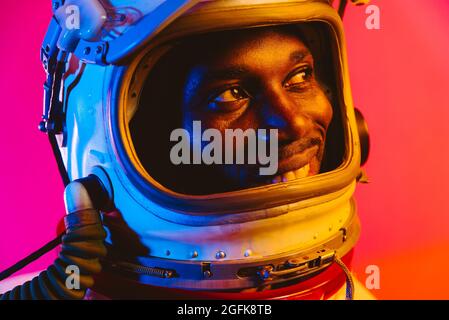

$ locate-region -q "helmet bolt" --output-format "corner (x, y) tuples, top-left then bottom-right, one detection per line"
(216, 251), (226, 259)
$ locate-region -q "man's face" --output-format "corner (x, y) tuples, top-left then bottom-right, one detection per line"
(177, 28), (333, 190)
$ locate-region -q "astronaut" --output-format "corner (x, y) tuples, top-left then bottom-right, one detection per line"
(0, 0), (372, 300)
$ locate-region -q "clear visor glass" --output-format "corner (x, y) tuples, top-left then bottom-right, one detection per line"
(126, 22), (347, 196)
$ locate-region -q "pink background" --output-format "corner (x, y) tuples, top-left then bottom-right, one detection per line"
(1, 0), (449, 299)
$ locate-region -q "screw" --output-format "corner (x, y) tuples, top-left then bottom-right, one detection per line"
(203, 270), (212, 278)
(257, 266), (273, 281)
(38, 121), (47, 133)
(216, 251), (226, 259)
(287, 258), (302, 267)
(340, 228), (348, 242)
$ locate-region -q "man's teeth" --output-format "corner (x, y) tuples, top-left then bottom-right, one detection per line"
(272, 164), (310, 184)
(282, 171), (296, 182)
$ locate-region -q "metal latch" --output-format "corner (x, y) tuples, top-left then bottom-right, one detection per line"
(254, 248), (336, 282)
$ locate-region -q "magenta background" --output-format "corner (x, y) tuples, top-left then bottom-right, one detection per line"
(1, 1), (449, 299)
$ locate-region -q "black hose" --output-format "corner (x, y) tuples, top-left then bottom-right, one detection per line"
(338, 0), (348, 18)
(0, 207), (107, 300)
(0, 233), (63, 282)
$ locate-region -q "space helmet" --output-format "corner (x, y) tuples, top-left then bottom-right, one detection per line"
(38, 0), (370, 298)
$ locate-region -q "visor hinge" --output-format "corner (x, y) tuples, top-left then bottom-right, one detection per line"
(74, 41), (109, 66)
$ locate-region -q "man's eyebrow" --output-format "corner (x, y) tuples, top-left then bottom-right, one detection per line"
(198, 49), (311, 82)
(204, 66), (250, 81)
(290, 50), (312, 64)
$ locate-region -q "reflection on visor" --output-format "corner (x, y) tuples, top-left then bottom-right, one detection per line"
(129, 23), (345, 195)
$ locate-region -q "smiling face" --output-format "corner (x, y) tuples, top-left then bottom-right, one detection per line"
(180, 27), (333, 188)
(131, 26), (336, 194)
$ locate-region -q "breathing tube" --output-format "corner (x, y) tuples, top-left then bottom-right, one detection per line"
(0, 176), (109, 300)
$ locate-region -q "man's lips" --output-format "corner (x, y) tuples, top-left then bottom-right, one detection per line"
(267, 135), (323, 184)
(278, 137), (322, 159)
(277, 139), (322, 175)
(275, 144), (319, 175)
(232, 137), (324, 187)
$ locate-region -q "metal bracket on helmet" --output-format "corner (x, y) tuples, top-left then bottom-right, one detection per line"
(39, 17), (65, 135)
(251, 247), (336, 283)
(37, 0), (203, 135)
(45, 0), (371, 66)
(39, 11), (71, 185)
(74, 0), (201, 65)
(39, 0), (109, 131)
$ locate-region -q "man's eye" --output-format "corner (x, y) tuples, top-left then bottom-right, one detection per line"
(213, 87), (249, 103)
(207, 87), (250, 112)
(285, 67), (313, 88)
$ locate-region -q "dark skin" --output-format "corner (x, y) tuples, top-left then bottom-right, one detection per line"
(180, 28), (333, 189)
(131, 26), (336, 194)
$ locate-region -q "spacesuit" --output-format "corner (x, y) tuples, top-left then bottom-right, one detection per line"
(0, 0), (372, 300)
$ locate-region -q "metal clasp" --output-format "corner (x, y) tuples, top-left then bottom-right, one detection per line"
(257, 248), (336, 281)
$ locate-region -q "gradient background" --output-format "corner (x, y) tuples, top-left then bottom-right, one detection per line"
(1, 0), (449, 299)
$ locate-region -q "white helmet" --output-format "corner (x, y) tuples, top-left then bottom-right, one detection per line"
(39, 0), (370, 296)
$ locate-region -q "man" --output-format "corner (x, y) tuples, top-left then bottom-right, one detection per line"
(0, 0), (371, 300)
(131, 25), (344, 195)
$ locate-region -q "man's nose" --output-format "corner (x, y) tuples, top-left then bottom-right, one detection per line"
(260, 88), (314, 142)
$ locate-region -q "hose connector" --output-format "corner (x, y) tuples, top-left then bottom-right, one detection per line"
(0, 176), (108, 300)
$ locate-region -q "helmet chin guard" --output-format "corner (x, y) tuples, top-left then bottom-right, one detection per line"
(39, 0), (368, 293)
